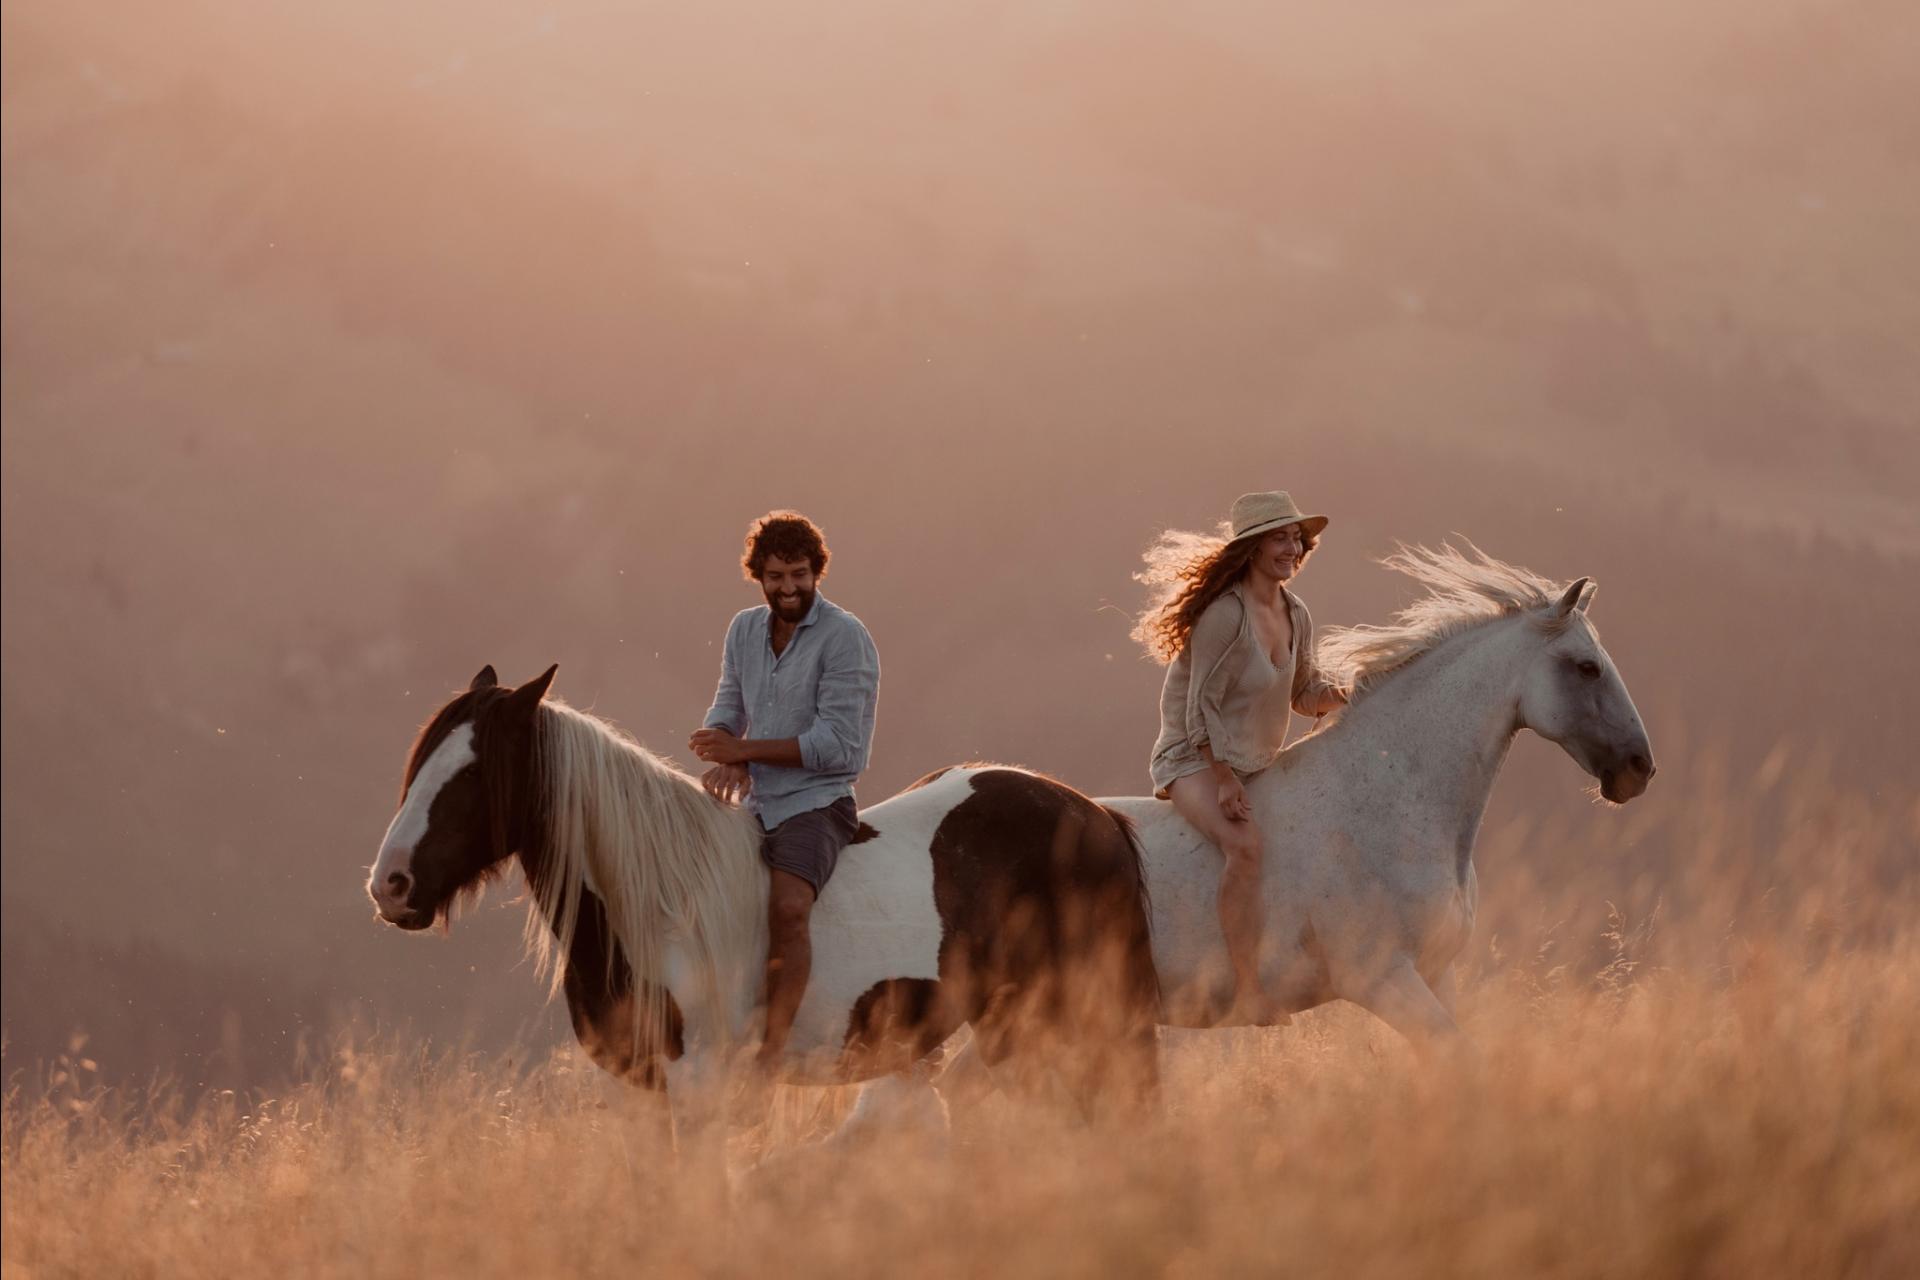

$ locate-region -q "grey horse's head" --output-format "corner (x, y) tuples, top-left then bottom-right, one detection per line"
(1517, 580), (1656, 803)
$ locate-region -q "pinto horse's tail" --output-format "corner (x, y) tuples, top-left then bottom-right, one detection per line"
(1102, 806), (1153, 928)
(1105, 809), (1159, 1074)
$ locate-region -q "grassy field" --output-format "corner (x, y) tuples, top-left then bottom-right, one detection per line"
(7, 759), (1918, 1279)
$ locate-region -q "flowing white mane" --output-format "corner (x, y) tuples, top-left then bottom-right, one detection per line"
(1316, 542), (1574, 699)
(529, 700), (764, 1044)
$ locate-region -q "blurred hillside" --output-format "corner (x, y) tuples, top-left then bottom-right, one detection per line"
(4, 0), (1917, 1090)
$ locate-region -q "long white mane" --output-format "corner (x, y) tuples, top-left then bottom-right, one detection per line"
(528, 700), (764, 1044)
(1315, 542), (1574, 699)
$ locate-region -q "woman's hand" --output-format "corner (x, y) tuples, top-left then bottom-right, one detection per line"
(1216, 771), (1251, 823)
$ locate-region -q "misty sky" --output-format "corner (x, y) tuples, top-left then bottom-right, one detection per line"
(4, 0), (1916, 1089)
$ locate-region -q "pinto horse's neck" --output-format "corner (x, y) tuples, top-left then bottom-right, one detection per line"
(1288, 614), (1534, 880)
(507, 742), (769, 1051)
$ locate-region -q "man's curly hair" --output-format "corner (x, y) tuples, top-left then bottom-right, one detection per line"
(740, 510), (832, 581)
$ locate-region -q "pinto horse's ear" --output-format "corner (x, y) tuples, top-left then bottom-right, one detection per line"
(1551, 577), (1592, 620)
(470, 665), (499, 691)
(503, 664), (559, 718)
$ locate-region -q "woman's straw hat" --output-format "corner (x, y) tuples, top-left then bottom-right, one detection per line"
(1228, 491), (1329, 542)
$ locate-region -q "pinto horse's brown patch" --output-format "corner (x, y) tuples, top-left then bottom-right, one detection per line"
(919, 770), (1160, 1099)
(840, 978), (950, 1075)
(565, 886), (684, 1088)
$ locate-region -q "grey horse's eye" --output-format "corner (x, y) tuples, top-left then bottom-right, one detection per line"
(1577, 660), (1602, 680)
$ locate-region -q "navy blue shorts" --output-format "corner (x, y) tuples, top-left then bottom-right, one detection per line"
(759, 796), (860, 894)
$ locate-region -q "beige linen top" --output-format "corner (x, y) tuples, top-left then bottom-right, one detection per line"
(1148, 582), (1340, 797)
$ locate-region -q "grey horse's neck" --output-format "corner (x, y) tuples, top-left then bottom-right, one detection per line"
(1302, 614), (1532, 876)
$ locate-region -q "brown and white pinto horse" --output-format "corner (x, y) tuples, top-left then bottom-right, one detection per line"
(366, 665), (1158, 1149)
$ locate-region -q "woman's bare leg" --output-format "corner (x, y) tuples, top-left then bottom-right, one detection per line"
(1167, 772), (1283, 1025)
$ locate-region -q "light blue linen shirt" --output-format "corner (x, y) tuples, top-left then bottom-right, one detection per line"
(701, 593), (881, 830)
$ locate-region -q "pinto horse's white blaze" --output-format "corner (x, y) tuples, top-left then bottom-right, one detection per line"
(368, 722), (474, 916)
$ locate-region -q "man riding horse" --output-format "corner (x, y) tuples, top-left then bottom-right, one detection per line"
(688, 510), (881, 1079)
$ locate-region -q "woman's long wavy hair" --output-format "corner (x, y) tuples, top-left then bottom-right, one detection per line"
(1132, 522), (1320, 664)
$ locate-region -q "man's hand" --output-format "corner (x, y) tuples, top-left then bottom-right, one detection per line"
(690, 727), (748, 765)
(701, 762), (751, 805)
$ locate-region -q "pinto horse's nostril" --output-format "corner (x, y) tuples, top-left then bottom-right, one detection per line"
(386, 870), (412, 899)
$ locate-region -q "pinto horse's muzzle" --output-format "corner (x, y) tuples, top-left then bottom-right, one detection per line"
(381, 906), (436, 931)
(368, 864), (435, 929)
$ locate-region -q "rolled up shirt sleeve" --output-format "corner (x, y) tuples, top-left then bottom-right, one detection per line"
(702, 612), (750, 735)
(796, 624), (880, 774)
(1183, 595), (1242, 753)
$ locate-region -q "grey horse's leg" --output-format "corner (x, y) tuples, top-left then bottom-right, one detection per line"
(1353, 955), (1462, 1052)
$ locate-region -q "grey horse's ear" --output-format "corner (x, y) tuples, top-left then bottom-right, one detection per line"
(470, 665), (499, 691)
(1575, 580), (1598, 613)
(1552, 577), (1591, 619)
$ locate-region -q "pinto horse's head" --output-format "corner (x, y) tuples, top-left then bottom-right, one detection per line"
(1516, 580), (1657, 804)
(367, 664), (556, 930)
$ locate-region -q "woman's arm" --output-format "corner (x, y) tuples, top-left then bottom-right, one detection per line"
(1183, 593), (1245, 755)
(1289, 601), (1349, 717)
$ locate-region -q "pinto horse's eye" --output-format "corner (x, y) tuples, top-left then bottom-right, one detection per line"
(1577, 660), (1602, 680)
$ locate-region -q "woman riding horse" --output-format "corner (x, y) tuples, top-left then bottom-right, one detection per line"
(1135, 491), (1349, 1025)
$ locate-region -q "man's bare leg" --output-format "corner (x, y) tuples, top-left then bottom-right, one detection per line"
(757, 868), (817, 1071)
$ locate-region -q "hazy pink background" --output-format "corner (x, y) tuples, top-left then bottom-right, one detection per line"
(5, 0), (1916, 1090)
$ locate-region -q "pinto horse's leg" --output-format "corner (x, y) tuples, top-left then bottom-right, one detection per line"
(933, 1032), (998, 1114)
(820, 1065), (950, 1153)
(661, 1049), (731, 1202)
(1352, 955), (1462, 1055)
(734, 1066), (951, 1192)
(597, 1069), (674, 1180)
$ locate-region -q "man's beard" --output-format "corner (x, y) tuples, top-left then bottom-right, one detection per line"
(765, 585), (816, 622)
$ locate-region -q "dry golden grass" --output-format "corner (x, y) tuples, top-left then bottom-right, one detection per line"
(7, 762), (1918, 1279)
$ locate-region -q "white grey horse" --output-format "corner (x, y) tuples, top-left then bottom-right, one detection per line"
(1101, 543), (1657, 1047)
